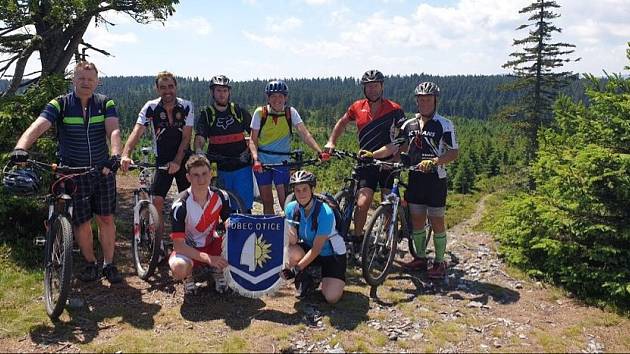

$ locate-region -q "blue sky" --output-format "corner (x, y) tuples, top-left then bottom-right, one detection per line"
(64, 0), (630, 80)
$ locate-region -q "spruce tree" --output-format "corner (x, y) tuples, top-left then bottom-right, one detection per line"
(502, 0), (579, 156)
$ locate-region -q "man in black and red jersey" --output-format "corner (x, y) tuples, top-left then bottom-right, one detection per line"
(121, 71), (194, 235)
(169, 154), (231, 295)
(194, 75), (254, 213)
(324, 69), (406, 247)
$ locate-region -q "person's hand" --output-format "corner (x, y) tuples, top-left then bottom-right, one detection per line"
(281, 266), (301, 280)
(318, 151), (330, 162)
(418, 159), (436, 172)
(168, 161), (181, 175)
(358, 149), (374, 162)
(102, 154), (121, 175)
(400, 152), (411, 166)
(253, 160), (263, 173)
(9, 148), (28, 164)
(208, 255), (229, 270)
(120, 156), (133, 173)
(323, 144), (335, 154)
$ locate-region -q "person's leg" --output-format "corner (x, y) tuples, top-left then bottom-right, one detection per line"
(75, 220), (96, 262)
(273, 166), (290, 209)
(321, 278), (345, 304)
(427, 176), (448, 278)
(287, 244), (306, 267)
(95, 215), (116, 263)
(255, 169), (275, 214)
(354, 187), (374, 238)
(151, 170), (174, 235)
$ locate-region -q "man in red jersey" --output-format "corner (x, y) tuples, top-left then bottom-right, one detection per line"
(324, 69), (406, 249)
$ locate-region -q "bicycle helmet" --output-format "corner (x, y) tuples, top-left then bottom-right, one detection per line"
(265, 80), (289, 96)
(209, 75), (232, 89)
(289, 170), (316, 188)
(361, 69), (385, 84)
(414, 81), (440, 96)
(2, 168), (40, 195)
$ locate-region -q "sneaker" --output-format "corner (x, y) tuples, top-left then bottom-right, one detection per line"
(78, 262), (99, 282)
(428, 261), (447, 279)
(400, 257), (428, 271)
(212, 271), (229, 294)
(184, 276), (198, 295)
(102, 264), (123, 284)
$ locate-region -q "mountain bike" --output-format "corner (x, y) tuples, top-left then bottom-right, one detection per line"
(361, 160), (434, 287)
(3, 159), (96, 319)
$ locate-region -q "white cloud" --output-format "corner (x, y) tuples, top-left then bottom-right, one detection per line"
(304, 0), (333, 5)
(84, 24), (139, 49)
(148, 16), (212, 36)
(242, 31), (284, 49)
(266, 16), (303, 33)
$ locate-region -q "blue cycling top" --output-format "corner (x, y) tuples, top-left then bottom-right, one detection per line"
(285, 200), (345, 256)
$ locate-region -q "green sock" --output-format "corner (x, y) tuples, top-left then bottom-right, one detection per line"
(412, 229), (427, 258)
(433, 232), (447, 262)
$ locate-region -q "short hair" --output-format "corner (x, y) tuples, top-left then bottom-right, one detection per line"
(74, 61), (98, 76)
(185, 154), (212, 172)
(155, 71), (177, 87)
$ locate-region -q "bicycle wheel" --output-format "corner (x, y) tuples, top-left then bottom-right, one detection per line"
(361, 205), (397, 287)
(334, 189), (353, 238)
(224, 189), (247, 214)
(44, 214), (73, 320)
(133, 203), (161, 280)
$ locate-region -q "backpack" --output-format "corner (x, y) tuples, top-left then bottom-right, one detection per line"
(201, 102), (243, 130)
(260, 105), (293, 137)
(291, 193), (344, 236)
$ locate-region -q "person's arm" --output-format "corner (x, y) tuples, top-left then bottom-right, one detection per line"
(169, 125), (192, 174)
(194, 135), (206, 154)
(172, 238), (228, 269)
(15, 117), (52, 150)
(121, 123), (147, 172)
(105, 117), (122, 156)
(435, 148), (458, 165)
(372, 144), (399, 159)
(296, 236), (328, 270)
(295, 123), (323, 155)
(324, 113), (351, 151)
(194, 107), (208, 154)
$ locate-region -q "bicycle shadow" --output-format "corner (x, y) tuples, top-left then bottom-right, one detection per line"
(29, 277), (161, 346)
(369, 252), (521, 307)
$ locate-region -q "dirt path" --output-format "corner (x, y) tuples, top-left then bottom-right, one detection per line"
(1, 185), (628, 352)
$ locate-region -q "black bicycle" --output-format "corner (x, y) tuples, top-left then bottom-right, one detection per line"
(3, 159), (95, 319)
(361, 160), (434, 287)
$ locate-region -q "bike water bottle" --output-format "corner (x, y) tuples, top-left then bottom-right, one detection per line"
(391, 179), (400, 196)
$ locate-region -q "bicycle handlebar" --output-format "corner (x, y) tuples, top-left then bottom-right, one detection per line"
(127, 163), (168, 171)
(262, 158), (320, 169)
(26, 159), (96, 174)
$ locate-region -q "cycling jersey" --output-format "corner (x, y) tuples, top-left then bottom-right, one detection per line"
(196, 102), (252, 171)
(251, 105), (303, 164)
(40, 91), (118, 167)
(399, 113), (458, 179)
(346, 98), (406, 155)
(137, 97), (194, 165)
(170, 187), (231, 248)
(285, 200), (346, 257)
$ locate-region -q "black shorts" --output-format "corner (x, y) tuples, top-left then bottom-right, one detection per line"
(151, 167), (190, 198)
(299, 243), (346, 282)
(404, 171), (447, 207)
(357, 165), (398, 191)
(72, 172), (117, 226)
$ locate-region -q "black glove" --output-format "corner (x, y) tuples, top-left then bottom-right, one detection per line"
(282, 266), (301, 280)
(103, 155), (121, 173)
(400, 152), (411, 166)
(10, 148), (29, 163)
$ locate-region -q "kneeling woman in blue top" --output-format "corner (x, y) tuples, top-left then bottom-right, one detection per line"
(282, 170), (346, 303)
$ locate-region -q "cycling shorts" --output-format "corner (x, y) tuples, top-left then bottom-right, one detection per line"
(357, 165), (397, 191)
(404, 171), (447, 208)
(168, 235), (223, 269)
(151, 167), (190, 198)
(254, 165), (290, 187)
(217, 166), (254, 210)
(72, 172), (117, 226)
(299, 243), (346, 282)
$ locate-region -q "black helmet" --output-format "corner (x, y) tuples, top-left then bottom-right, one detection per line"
(289, 170), (316, 188)
(361, 70), (385, 84)
(265, 80), (289, 96)
(2, 168), (40, 195)
(414, 81), (440, 96)
(210, 75), (231, 89)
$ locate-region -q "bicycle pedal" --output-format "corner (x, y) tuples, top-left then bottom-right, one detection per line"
(34, 237), (46, 247)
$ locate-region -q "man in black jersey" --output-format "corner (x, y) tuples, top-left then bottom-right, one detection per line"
(121, 71), (195, 235)
(194, 75), (254, 212)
